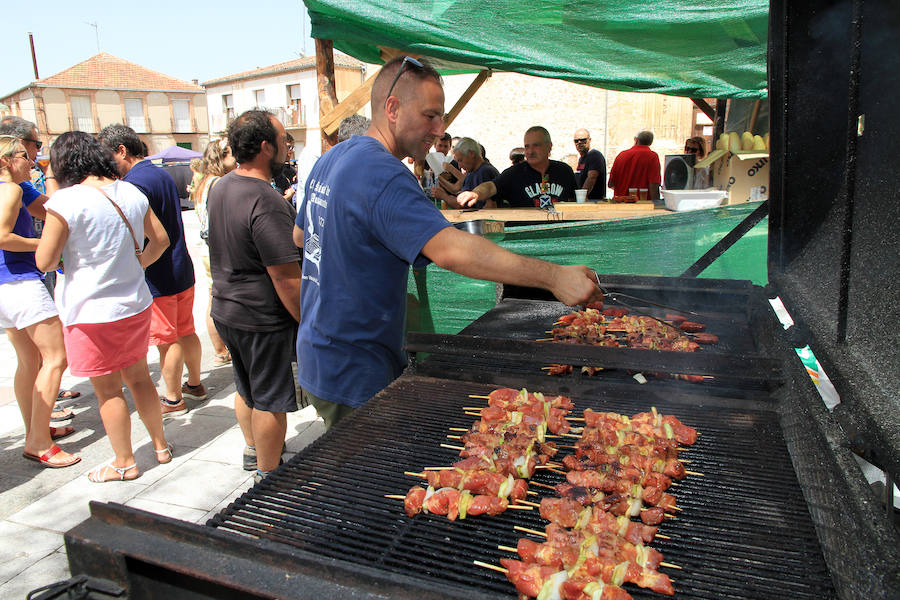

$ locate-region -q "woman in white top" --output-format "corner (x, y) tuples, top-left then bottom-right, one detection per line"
(36, 131), (172, 483)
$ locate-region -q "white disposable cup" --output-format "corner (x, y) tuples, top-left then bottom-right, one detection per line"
(574, 189), (588, 203)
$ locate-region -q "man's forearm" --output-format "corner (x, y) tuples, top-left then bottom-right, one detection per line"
(582, 171), (599, 193)
(272, 277), (302, 322)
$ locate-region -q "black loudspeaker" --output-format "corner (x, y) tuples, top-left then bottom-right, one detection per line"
(664, 154), (696, 189)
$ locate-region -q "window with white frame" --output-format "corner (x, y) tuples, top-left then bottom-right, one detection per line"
(70, 96), (94, 132)
(254, 89), (266, 108)
(287, 84), (302, 125)
(172, 99), (191, 132)
(124, 98), (145, 132)
(223, 94), (235, 120)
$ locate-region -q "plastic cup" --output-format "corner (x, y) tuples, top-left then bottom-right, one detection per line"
(574, 189), (587, 203)
(639, 188), (649, 201)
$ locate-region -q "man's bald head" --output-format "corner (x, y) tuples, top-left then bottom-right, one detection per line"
(371, 56), (442, 114)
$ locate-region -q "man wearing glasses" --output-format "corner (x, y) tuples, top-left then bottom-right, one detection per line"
(573, 128), (606, 201)
(293, 56), (602, 429)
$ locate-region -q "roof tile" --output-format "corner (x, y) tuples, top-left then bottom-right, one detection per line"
(37, 52), (202, 92)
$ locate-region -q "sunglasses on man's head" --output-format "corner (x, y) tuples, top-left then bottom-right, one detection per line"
(385, 56), (425, 107)
(23, 138), (43, 150)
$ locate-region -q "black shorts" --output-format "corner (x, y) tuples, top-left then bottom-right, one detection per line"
(214, 321), (299, 414)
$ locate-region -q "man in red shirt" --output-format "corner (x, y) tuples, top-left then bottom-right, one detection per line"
(607, 130), (661, 201)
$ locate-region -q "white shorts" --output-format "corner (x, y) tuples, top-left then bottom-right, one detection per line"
(0, 278), (58, 330)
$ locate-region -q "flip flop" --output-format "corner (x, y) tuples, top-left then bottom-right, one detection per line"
(49, 425), (75, 440)
(50, 406), (74, 421)
(57, 390), (81, 400)
(23, 444), (81, 468)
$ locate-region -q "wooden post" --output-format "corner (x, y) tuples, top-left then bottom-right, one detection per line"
(315, 38), (339, 152)
(690, 98), (716, 122)
(444, 70), (491, 128)
(748, 100), (762, 134)
(713, 98), (728, 141)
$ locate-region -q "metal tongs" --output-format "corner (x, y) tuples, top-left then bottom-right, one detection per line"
(591, 272), (707, 328)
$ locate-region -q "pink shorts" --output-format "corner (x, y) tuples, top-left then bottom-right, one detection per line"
(62, 308), (152, 377)
(149, 287), (196, 346)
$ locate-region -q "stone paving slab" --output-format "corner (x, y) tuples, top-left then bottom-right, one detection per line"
(0, 217), (328, 595)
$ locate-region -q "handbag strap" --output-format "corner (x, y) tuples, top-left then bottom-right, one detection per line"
(95, 186), (142, 255)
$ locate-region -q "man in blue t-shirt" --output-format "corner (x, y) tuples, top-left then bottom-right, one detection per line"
(293, 56), (603, 429)
(100, 125), (205, 417)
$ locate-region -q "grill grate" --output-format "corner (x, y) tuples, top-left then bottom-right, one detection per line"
(209, 376), (835, 599)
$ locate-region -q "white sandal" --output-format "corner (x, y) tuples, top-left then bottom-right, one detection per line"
(155, 444), (175, 464)
(88, 462), (138, 483)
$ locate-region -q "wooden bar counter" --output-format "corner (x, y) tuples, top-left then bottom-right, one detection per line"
(440, 201), (670, 224)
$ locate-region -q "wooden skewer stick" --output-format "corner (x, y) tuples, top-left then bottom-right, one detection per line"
(449, 427), (469, 432)
(423, 466), (455, 471)
(514, 525), (547, 538)
(498, 545), (519, 553)
(668, 506), (684, 512)
(404, 471), (425, 478)
(541, 366), (553, 370)
(506, 504), (533, 510)
(534, 338), (554, 342)
(562, 433), (581, 438)
(655, 533), (671, 539)
(447, 435), (461, 440)
(660, 561), (683, 570)
(474, 560), (508, 574)
(684, 470), (705, 476)
(680, 459), (693, 463)
(440, 443), (465, 451)
(384, 494), (406, 500)
(468, 394), (490, 399)
(464, 412), (481, 417)
(529, 481), (556, 490)
(514, 499), (541, 507)
(462, 407), (483, 411)
(566, 416), (586, 421)
(539, 467), (568, 476)
(527, 490), (539, 496)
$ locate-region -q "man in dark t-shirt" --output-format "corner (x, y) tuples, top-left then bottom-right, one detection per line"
(207, 110), (301, 481)
(457, 126), (576, 208)
(573, 128), (607, 200)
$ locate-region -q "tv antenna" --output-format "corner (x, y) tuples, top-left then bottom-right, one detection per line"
(85, 21), (100, 52)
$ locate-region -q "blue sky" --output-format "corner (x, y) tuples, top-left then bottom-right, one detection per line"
(2, 1), (315, 96)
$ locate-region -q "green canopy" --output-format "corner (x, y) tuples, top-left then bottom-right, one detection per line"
(306, 0), (768, 99)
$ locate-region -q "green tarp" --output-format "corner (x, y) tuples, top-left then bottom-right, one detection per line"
(306, 0), (768, 98)
(407, 203), (769, 335)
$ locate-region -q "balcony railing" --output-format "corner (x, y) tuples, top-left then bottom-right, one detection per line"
(270, 106), (307, 128)
(127, 116), (147, 133)
(174, 118), (193, 133)
(70, 116), (96, 133)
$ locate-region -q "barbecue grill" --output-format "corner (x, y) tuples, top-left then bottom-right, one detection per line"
(62, 0), (898, 598)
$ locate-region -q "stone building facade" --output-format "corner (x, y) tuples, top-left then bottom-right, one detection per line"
(441, 71), (701, 197)
(0, 53), (210, 154)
